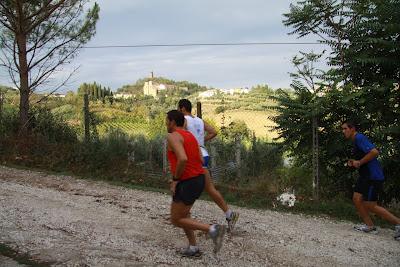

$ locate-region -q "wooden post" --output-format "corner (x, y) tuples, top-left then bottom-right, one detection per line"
(252, 131), (256, 176)
(162, 138), (168, 177)
(235, 136), (241, 177)
(148, 142), (153, 165)
(83, 94), (90, 142)
(312, 116), (319, 200)
(211, 144), (217, 169)
(0, 92), (3, 120)
(197, 101), (202, 119)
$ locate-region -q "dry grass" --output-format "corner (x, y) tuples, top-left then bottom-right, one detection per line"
(200, 103), (278, 139)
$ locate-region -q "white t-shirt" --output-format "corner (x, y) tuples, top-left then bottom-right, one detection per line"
(184, 115), (209, 157)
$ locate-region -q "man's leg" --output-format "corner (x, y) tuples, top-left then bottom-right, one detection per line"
(170, 201), (227, 253)
(364, 201), (400, 225)
(353, 192), (374, 226)
(204, 169), (229, 212)
(170, 201), (210, 245)
(204, 168), (239, 232)
(182, 213), (196, 246)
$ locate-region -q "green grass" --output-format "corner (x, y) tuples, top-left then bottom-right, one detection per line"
(97, 121), (148, 136)
(3, 163), (397, 228)
(0, 243), (53, 267)
(201, 102), (278, 139)
(202, 183), (396, 228)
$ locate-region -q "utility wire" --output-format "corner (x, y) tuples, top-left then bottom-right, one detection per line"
(83, 42), (323, 49)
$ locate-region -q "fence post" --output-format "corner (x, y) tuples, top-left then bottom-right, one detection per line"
(0, 91), (4, 120)
(162, 138), (168, 177)
(251, 131), (256, 176)
(210, 143), (217, 169)
(197, 101), (202, 119)
(312, 116), (320, 200)
(83, 94), (90, 142)
(235, 136), (241, 177)
(148, 142), (153, 165)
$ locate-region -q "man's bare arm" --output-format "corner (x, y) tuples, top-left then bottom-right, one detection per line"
(204, 121), (217, 142)
(352, 148), (379, 168)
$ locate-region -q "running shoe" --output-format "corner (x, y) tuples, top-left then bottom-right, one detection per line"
(209, 224), (226, 253)
(353, 224), (378, 234)
(178, 247), (202, 257)
(394, 225), (400, 241)
(226, 211), (239, 232)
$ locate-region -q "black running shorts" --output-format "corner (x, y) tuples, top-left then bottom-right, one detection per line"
(173, 174), (205, 205)
(354, 177), (383, 202)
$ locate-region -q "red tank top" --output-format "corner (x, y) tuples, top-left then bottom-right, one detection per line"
(167, 129), (204, 181)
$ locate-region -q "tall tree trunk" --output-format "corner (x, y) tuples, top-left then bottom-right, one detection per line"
(17, 32), (30, 134)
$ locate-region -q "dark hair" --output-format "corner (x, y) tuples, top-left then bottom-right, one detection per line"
(178, 99), (192, 112)
(342, 120), (357, 130)
(167, 110), (185, 127)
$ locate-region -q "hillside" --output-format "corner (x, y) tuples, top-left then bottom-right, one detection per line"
(116, 77), (209, 96)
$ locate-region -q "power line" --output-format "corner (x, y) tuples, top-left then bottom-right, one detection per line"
(82, 42), (323, 49)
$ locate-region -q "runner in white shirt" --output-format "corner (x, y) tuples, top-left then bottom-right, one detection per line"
(178, 99), (239, 232)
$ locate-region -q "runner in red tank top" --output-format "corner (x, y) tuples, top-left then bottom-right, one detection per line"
(167, 128), (204, 181)
(166, 110), (226, 257)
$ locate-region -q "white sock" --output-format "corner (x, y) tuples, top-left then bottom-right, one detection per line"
(225, 209), (232, 219)
(189, 245), (198, 252)
(209, 224), (217, 235)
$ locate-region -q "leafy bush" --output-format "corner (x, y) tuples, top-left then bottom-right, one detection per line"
(215, 105), (226, 114)
(0, 105), (19, 138)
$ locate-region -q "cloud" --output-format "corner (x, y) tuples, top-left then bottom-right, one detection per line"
(0, 0), (327, 92)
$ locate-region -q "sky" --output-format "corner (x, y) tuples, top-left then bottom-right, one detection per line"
(1, 0), (326, 92)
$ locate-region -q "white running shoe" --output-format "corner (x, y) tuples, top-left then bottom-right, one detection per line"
(209, 224), (226, 253)
(394, 225), (400, 241)
(226, 211), (239, 232)
(353, 224), (378, 234)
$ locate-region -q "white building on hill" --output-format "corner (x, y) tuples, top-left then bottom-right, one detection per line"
(198, 89), (218, 98)
(221, 88), (250, 95)
(114, 93), (132, 99)
(143, 81), (188, 98)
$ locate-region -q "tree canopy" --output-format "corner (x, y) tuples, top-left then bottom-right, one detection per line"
(274, 0), (400, 200)
(0, 0), (99, 131)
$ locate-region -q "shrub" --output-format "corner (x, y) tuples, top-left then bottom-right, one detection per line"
(215, 106), (226, 114)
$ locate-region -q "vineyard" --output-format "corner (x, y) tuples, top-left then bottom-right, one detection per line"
(97, 121), (149, 136)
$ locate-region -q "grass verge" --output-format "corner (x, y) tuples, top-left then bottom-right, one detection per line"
(1, 163), (397, 228)
(0, 243), (53, 267)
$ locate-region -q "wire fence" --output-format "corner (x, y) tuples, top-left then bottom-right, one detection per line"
(80, 95), (282, 183)
(0, 91), (282, 191)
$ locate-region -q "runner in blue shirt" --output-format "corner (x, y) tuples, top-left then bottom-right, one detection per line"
(342, 120), (400, 240)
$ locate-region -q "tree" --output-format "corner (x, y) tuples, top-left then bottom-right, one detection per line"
(283, 0), (357, 80)
(279, 0), (400, 200)
(0, 1), (99, 132)
(344, 0), (400, 87)
(221, 120), (251, 141)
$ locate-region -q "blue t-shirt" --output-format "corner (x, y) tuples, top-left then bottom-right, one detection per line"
(353, 133), (384, 181)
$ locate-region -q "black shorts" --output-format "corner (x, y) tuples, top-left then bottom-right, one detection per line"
(354, 177), (383, 202)
(173, 174), (205, 205)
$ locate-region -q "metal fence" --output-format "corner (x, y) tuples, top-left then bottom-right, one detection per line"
(80, 95), (280, 183)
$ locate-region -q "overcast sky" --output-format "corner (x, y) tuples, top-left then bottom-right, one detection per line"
(1, 0), (326, 92)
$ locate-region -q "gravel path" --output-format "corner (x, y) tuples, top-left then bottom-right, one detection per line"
(0, 165), (399, 266)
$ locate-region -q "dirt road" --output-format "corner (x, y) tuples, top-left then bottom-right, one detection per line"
(0, 166), (399, 266)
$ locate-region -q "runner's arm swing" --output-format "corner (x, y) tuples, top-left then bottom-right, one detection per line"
(351, 148), (379, 168)
(204, 121), (217, 142)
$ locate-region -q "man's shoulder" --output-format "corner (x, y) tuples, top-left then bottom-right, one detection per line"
(355, 132), (376, 149)
(167, 131), (182, 141)
(185, 115), (204, 125)
(355, 133), (368, 141)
